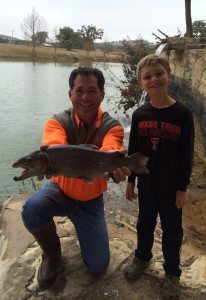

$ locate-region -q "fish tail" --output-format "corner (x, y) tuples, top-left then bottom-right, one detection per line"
(129, 153), (149, 174)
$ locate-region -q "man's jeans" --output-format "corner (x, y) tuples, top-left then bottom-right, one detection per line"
(22, 182), (110, 274)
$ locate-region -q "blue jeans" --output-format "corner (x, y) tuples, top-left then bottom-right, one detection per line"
(22, 182), (110, 274)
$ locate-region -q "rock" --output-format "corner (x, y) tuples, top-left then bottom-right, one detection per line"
(0, 193), (206, 299)
(197, 182), (206, 189)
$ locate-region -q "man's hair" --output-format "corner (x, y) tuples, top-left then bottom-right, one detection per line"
(136, 54), (171, 80)
(69, 67), (105, 91)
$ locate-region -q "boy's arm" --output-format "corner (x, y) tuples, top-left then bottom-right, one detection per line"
(128, 113), (138, 183)
(175, 109), (194, 209)
(126, 181), (137, 201)
(176, 190), (188, 209)
(176, 109), (194, 192)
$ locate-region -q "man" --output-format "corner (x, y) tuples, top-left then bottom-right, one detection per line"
(22, 67), (130, 288)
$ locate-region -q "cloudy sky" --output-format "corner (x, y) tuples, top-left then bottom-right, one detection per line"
(1, 0), (205, 42)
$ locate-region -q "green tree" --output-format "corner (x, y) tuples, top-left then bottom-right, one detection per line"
(78, 25), (104, 53)
(119, 39), (154, 111)
(21, 7), (47, 57)
(57, 26), (83, 50)
(192, 20), (206, 37)
(35, 31), (48, 44)
(72, 32), (84, 49)
(0, 37), (9, 43)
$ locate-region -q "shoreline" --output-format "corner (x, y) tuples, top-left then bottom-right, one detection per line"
(0, 43), (122, 63)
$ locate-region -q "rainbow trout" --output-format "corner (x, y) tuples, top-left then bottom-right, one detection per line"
(12, 145), (149, 182)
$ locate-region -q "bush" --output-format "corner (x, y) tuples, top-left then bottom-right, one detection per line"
(119, 39), (155, 111)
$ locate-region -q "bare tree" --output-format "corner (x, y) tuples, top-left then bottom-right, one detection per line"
(21, 7), (47, 57)
(185, 0), (193, 37)
(49, 27), (60, 58)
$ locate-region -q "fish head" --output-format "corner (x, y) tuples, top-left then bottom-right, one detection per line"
(12, 151), (50, 181)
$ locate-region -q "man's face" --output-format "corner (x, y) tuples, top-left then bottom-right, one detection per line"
(69, 75), (105, 124)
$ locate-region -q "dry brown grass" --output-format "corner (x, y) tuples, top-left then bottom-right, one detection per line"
(0, 43), (121, 63)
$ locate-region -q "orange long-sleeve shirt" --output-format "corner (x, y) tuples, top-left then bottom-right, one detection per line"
(42, 108), (124, 201)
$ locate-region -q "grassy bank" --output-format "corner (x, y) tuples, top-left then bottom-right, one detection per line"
(0, 43), (121, 63)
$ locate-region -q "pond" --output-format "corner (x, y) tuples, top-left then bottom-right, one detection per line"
(0, 61), (131, 201)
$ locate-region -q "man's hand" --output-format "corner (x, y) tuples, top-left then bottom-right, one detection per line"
(37, 144), (53, 181)
(103, 149), (131, 183)
(175, 190), (188, 209)
(126, 181), (137, 201)
(40, 144), (49, 151)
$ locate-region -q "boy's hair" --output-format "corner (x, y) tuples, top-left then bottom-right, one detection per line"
(136, 54), (171, 80)
(69, 67), (105, 91)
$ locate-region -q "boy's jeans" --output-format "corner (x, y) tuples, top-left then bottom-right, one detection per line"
(135, 188), (183, 277)
(22, 182), (110, 274)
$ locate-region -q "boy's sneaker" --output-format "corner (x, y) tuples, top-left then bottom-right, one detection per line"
(124, 257), (150, 280)
(162, 274), (180, 299)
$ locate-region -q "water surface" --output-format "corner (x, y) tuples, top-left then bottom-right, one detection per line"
(0, 61), (129, 201)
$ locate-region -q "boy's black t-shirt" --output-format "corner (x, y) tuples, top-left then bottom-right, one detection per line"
(128, 101), (194, 194)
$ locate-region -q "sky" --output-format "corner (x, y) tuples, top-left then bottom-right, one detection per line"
(1, 0), (206, 43)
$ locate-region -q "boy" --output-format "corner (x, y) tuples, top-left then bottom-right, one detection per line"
(124, 54), (194, 298)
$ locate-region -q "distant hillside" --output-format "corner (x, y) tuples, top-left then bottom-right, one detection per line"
(0, 34), (20, 41)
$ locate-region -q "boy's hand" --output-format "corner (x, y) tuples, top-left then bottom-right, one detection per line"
(37, 144), (53, 181)
(176, 190), (188, 209)
(126, 181), (137, 201)
(103, 149), (131, 183)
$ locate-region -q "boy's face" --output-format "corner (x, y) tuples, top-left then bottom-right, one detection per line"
(139, 63), (171, 96)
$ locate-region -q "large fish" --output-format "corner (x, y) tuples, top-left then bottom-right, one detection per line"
(12, 145), (149, 182)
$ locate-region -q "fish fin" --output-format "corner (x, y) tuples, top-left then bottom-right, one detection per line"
(79, 177), (94, 184)
(46, 166), (59, 175)
(78, 144), (99, 150)
(113, 151), (125, 158)
(129, 153), (149, 174)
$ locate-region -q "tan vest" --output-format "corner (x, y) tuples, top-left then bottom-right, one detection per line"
(53, 108), (121, 147)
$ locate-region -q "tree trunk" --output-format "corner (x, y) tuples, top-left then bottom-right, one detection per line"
(31, 33), (36, 61)
(185, 0), (193, 37)
(53, 45), (57, 61)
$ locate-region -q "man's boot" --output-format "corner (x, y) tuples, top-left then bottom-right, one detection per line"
(27, 220), (61, 288)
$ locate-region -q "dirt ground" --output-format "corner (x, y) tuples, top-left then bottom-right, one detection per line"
(0, 118), (205, 300)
